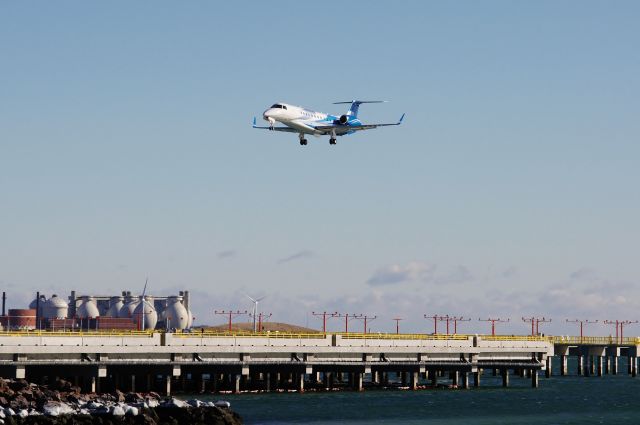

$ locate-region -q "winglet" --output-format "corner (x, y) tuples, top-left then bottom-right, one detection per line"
(398, 113), (405, 124)
(252, 117), (257, 128)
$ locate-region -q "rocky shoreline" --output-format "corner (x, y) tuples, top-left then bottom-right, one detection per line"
(0, 378), (242, 425)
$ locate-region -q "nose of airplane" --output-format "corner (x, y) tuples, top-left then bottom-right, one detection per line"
(263, 109), (273, 121)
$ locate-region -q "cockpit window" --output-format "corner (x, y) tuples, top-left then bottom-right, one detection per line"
(270, 104), (287, 110)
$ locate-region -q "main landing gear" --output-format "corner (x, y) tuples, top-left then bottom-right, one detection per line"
(329, 138), (337, 145)
(298, 134), (308, 146)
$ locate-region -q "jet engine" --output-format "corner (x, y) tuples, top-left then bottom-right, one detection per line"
(337, 115), (349, 125)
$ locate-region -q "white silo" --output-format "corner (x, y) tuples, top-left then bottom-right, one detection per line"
(106, 296), (124, 317)
(45, 294), (68, 319)
(132, 295), (157, 330)
(186, 308), (194, 329)
(118, 295), (139, 318)
(164, 296), (188, 330)
(29, 295), (47, 318)
(77, 296), (100, 319)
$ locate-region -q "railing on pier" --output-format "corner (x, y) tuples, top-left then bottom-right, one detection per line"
(0, 329), (154, 337)
(482, 335), (550, 342)
(339, 333), (470, 341)
(171, 330), (328, 339)
(551, 335), (640, 345)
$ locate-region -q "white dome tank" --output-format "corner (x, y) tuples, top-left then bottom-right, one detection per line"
(45, 294), (68, 319)
(106, 296), (124, 317)
(132, 296), (157, 330)
(164, 296), (188, 330)
(186, 308), (194, 329)
(118, 296), (139, 318)
(29, 295), (47, 317)
(77, 296), (100, 319)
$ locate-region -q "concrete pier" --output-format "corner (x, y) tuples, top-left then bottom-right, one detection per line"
(0, 331), (564, 394)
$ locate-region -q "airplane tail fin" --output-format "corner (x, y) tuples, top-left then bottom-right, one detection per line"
(333, 100), (387, 119)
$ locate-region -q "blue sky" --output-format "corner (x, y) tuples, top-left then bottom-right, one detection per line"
(1, 1), (639, 335)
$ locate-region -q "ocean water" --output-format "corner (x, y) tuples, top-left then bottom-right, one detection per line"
(200, 371), (640, 424)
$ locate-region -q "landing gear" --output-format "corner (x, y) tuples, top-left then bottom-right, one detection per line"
(298, 134), (308, 146)
(329, 138), (336, 145)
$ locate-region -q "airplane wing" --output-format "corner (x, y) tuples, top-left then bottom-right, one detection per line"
(312, 114), (405, 134)
(252, 117), (299, 133)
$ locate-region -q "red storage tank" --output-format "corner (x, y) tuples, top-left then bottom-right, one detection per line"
(6, 309), (37, 329)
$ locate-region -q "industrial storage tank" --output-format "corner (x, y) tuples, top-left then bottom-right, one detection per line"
(76, 296), (100, 319)
(118, 295), (139, 318)
(44, 294), (68, 319)
(106, 296), (124, 317)
(186, 308), (194, 329)
(132, 295), (157, 330)
(28, 295), (47, 318)
(164, 296), (188, 330)
(6, 309), (36, 329)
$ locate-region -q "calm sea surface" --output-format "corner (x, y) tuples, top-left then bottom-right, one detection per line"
(199, 367), (640, 424)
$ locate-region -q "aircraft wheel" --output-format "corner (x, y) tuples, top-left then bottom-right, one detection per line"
(330, 138), (336, 145)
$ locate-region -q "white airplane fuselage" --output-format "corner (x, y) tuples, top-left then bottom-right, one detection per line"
(262, 103), (337, 136)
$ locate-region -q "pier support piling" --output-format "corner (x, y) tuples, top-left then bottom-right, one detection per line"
(501, 369), (509, 387)
(234, 375), (241, 394)
(560, 355), (567, 376)
(546, 357), (552, 378)
(531, 370), (539, 388)
(354, 373), (363, 392)
(597, 356), (603, 377)
(473, 371), (481, 387)
(577, 355), (583, 376)
(410, 372), (418, 390)
(462, 372), (469, 389)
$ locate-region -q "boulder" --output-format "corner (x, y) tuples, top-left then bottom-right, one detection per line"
(164, 397), (187, 408)
(187, 399), (203, 407)
(8, 380), (29, 392)
(43, 401), (75, 416)
(125, 405), (139, 416)
(17, 409), (28, 418)
(110, 405), (126, 416)
(113, 389), (125, 403)
(214, 400), (231, 408)
(9, 395), (29, 410)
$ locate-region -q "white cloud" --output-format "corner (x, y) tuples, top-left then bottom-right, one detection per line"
(366, 262), (435, 286)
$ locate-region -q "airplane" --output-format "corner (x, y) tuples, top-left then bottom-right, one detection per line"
(253, 100), (404, 146)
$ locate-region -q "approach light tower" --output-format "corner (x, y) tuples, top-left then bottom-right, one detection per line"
(214, 310), (248, 332)
(312, 311), (338, 334)
(479, 317), (509, 336)
(566, 319), (598, 342)
(522, 317), (552, 336)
